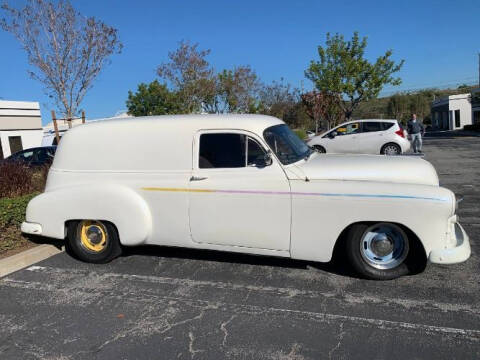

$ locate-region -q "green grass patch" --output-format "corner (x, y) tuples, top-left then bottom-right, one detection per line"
(0, 193), (39, 254)
(293, 129), (307, 140)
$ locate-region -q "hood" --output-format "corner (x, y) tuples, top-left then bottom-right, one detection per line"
(291, 153), (439, 186)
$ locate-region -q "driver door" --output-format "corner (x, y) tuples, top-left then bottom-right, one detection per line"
(324, 122), (360, 153)
(188, 130), (291, 251)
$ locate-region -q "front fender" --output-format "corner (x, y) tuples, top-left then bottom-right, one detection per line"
(25, 185), (152, 246)
(289, 179), (455, 262)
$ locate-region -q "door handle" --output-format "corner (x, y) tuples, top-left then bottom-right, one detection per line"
(190, 176), (208, 182)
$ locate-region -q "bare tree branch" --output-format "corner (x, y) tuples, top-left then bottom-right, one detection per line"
(1, 0), (122, 119)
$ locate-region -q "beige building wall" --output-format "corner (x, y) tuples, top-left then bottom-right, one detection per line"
(0, 100), (43, 158)
(0, 100), (42, 130)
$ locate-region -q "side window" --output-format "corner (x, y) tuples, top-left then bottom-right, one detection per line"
(382, 122), (394, 130)
(46, 148), (56, 159)
(35, 149), (48, 163)
(199, 133), (246, 168)
(362, 122), (383, 133)
(336, 122), (360, 136)
(247, 137), (266, 166)
(14, 150), (34, 161)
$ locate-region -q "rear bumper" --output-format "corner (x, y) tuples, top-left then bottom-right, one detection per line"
(399, 138), (411, 153)
(21, 221), (43, 236)
(429, 219), (471, 264)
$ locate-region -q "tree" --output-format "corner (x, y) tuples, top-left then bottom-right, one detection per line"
(126, 80), (182, 116)
(387, 93), (409, 123)
(301, 91), (344, 131)
(157, 40), (216, 113)
(305, 32), (404, 120)
(1, 0), (122, 119)
(258, 79), (298, 116)
(203, 65), (260, 114)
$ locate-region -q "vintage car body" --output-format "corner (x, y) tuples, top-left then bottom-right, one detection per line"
(22, 115), (470, 279)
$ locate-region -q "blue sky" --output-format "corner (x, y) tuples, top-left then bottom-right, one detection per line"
(1, 0), (479, 124)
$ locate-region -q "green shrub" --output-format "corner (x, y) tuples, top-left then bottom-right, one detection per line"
(293, 129), (307, 140)
(0, 193), (38, 227)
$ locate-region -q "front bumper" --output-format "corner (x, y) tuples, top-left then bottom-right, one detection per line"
(429, 217), (471, 264)
(21, 221), (43, 236)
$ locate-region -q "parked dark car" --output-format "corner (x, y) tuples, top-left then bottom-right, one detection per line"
(4, 146), (57, 167)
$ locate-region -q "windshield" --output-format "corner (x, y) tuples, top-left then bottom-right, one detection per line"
(263, 124), (311, 165)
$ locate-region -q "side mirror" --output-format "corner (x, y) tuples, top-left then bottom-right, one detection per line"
(328, 131), (337, 139)
(254, 151), (273, 168)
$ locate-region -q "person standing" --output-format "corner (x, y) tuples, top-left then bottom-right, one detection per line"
(407, 114), (425, 154)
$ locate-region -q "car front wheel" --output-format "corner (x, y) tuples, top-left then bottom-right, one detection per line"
(66, 220), (122, 263)
(346, 222), (410, 280)
(313, 145), (326, 153)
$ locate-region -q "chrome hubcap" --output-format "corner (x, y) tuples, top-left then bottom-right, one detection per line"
(385, 146), (399, 155)
(360, 223), (409, 269)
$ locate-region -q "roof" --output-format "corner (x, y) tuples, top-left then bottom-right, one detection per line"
(340, 119), (397, 124)
(80, 114), (284, 134)
(52, 114), (285, 172)
(431, 93), (471, 107)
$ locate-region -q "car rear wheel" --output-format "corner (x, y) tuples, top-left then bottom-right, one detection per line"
(66, 220), (122, 263)
(313, 145), (326, 153)
(381, 143), (401, 155)
(346, 222), (410, 280)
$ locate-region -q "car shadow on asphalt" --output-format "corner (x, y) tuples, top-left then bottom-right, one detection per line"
(25, 234), (64, 251)
(121, 244), (360, 279)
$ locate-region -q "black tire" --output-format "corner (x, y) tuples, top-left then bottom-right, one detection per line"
(66, 220), (122, 263)
(313, 145), (326, 153)
(380, 143), (401, 155)
(346, 223), (410, 280)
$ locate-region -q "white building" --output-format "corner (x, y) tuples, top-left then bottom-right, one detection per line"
(0, 100), (43, 159)
(431, 93), (472, 130)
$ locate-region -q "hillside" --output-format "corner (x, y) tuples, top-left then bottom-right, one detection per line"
(352, 85), (477, 125)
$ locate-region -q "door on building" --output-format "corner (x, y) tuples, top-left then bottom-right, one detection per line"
(8, 136), (23, 155)
(455, 110), (461, 128)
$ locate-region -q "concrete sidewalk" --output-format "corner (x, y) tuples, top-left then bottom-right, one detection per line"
(0, 244), (63, 278)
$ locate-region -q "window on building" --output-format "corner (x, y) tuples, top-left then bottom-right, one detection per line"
(0, 140), (3, 160)
(455, 110), (460, 128)
(199, 133), (246, 168)
(8, 136), (23, 155)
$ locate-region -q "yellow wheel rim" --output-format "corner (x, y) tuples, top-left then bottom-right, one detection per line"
(78, 220), (108, 253)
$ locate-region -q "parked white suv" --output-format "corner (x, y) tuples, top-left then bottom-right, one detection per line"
(307, 119), (410, 155)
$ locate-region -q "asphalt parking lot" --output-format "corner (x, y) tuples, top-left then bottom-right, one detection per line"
(1, 136), (479, 359)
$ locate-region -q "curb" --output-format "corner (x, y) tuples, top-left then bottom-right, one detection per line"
(0, 244), (63, 278)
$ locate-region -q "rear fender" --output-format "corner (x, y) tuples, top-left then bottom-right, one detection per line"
(25, 185), (152, 246)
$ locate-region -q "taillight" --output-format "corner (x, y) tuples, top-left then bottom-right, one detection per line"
(395, 129), (405, 138)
